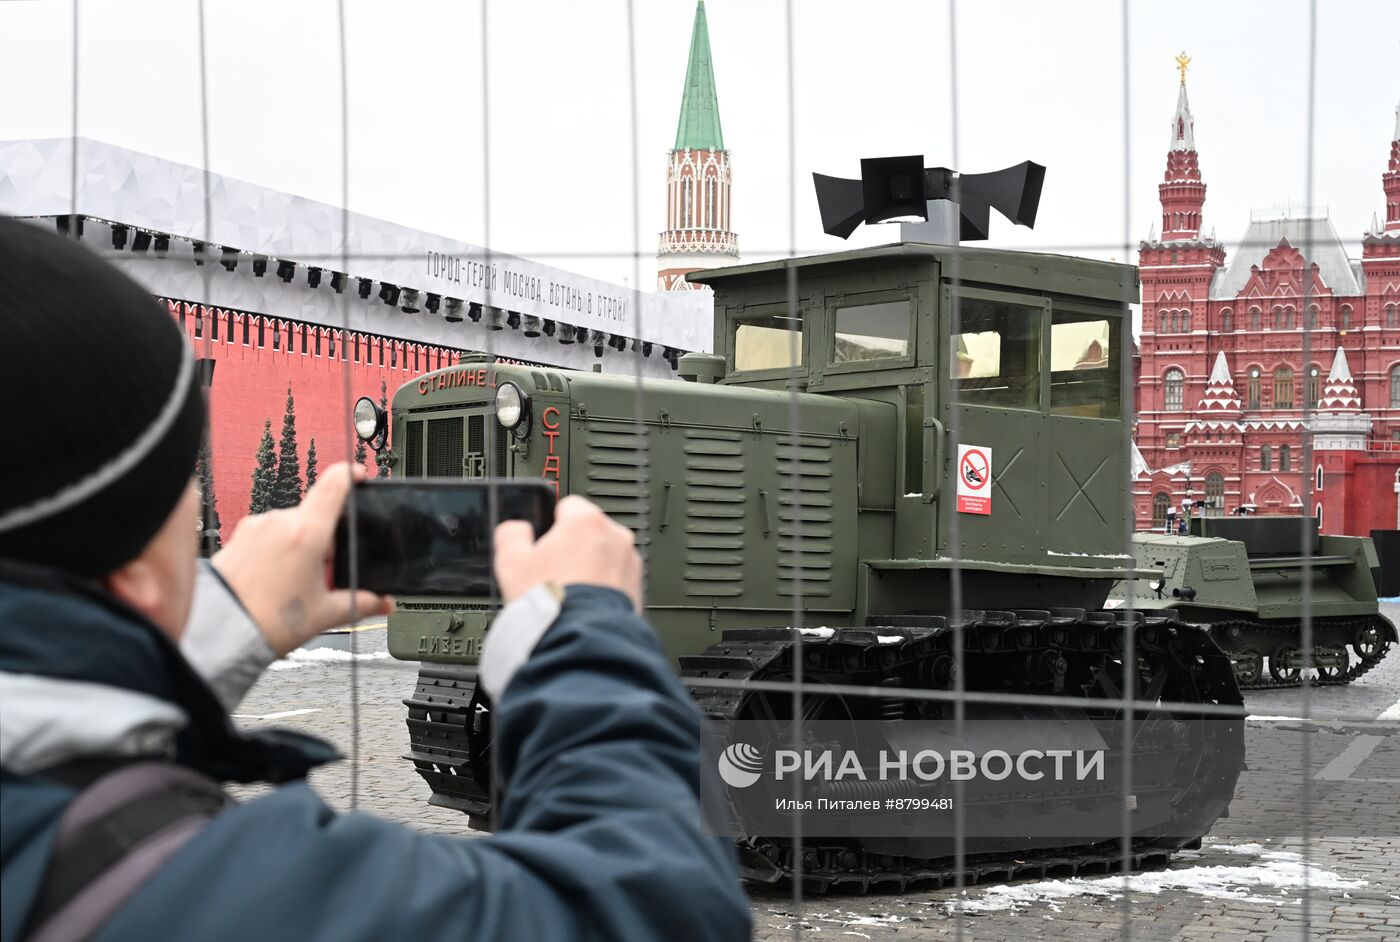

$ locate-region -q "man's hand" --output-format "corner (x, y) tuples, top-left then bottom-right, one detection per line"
(212, 462), (393, 656)
(493, 495), (641, 611)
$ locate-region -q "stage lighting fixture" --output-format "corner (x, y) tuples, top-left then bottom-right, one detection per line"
(358, 278), (373, 299)
(378, 283), (393, 303)
(542, 319), (556, 338)
(506, 311), (521, 331)
(399, 288), (420, 313)
(663, 346), (680, 369)
(253, 255), (268, 277)
(522, 315), (542, 338)
(220, 247), (239, 272)
(277, 260), (296, 283)
(307, 267), (322, 289)
(467, 303), (483, 323)
(55, 215), (83, 239)
(111, 225), (129, 250)
(153, 234), (170, 258)
(642, 341), (653, 357)
(812, 156), (1045, 241)
(484, 306), (505, 331)
(443, 298), (464, 322)
(557, 321), (575, 344)
(589, 331), (605, 358)
(630, 337), (641, 352)
(330, 271), (346, 294)
(192, 241), (207, 266)
(131, 230), (152, 253)
(425, 293), (441, 314)
(384, 285), (401, 307)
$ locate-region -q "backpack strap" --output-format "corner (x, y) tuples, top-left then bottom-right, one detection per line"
(24, 760), (233, 942)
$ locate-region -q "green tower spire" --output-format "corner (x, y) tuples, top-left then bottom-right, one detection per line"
(673, 1), (724, 151)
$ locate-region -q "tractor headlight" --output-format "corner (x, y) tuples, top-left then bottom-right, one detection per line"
(495, 382), (529, 435)
(353, 396), (385, 442)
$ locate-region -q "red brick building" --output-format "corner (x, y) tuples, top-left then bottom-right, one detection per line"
(1132, 65), (1400, 534)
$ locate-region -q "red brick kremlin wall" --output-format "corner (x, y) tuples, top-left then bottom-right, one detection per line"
(164, 299), (460, 540)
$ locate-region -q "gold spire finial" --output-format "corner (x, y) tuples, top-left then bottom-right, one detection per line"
(1175, 51), (1191, 86)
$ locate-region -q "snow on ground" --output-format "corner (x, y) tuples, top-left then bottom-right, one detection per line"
(268, 648), (392, 670)
(942, 843), (1365, 913)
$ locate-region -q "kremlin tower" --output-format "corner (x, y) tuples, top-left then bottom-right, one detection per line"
(657, 1), (739, 291)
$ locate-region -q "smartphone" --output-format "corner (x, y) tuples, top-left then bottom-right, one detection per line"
(333, 479), (556, 596)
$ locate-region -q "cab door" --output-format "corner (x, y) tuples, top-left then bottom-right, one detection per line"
(939, 286), (1050, 565)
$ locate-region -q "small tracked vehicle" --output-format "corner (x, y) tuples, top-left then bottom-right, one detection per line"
(375, 242), (1245, 891)
(1111, 517), (1396, 689)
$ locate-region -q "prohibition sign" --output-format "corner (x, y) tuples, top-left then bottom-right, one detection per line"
(960, 449), (989, 490)
(956, 444), (993, 515)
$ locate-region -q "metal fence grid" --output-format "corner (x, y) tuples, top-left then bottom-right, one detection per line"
(50, 0), (1399, 938)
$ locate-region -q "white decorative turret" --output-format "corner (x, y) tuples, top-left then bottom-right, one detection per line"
(1185, 352), (1242, 436)
(1313, 346), (1371, 451)
(1319, 346), (1362, 411)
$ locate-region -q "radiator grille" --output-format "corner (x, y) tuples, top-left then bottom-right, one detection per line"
(682, 429), (746, 598)
(405, 421), (424, 477)
(426, 417), (465, 476)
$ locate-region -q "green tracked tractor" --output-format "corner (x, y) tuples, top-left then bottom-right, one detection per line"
(377, 242), (1245, 891)
(1109, 517), (1397, 689)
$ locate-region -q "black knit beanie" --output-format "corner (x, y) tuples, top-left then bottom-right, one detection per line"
(0, 216), (206, 577)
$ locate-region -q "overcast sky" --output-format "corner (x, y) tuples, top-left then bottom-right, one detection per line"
(2, 0), (1397, 288)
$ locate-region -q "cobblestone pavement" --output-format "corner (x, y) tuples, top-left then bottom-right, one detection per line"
(232, 603), (1400, 940)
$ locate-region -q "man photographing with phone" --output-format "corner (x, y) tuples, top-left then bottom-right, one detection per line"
(0, 216), (749, 941)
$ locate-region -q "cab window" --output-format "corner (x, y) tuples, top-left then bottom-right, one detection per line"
(950, 296), (1042, 410)
(1050, 310), (1121, 418)
(733, 307), (804, 373)
(832, 301), (911, 364)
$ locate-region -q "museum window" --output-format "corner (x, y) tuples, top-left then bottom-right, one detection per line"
(1221, 309), (1232, 332)
(1166, 432), (1181, 449)
(1391, 364), (1400, 407)
(1247, 368), (1261, 409)
(1315, 503), (1323, 530)
(1285, 306), (1295, 330)
(832, 300), (911, 364)
(1273, 367), (1294, 408)
(733, 302), (805, 374)
(1050, 309), (1120, 418)
(1305, 305), (1319, 330)
(1387, 303), (1397, 327)
(1249, 307), (1260, 330)
(951, 295), (1044, 411)
(1181, 311), (1191, 333)
(1316, 465), (1324, 491)
(1271, 306), (1282, 330)
(1158, 311), (1168, 333)
(1205, 472), (1224, 515)
(1306, 366), (1321, 409)
(1279, 444), (1291, 473)
(1163, 368), (1185, 411)
(1340, 306), (1352, 330)
(1260, 444), (1271, 472)
(1152, 493), (1170, 529)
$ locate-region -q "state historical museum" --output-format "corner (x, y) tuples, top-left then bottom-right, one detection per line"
(1132, 58), (1400, 535)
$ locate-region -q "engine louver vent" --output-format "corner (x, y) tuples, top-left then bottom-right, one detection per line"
(776, 437), (835, 598)
(681, 429), (746, 598)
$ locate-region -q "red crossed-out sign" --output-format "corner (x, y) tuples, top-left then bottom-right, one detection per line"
(956, 444), (992, 515)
